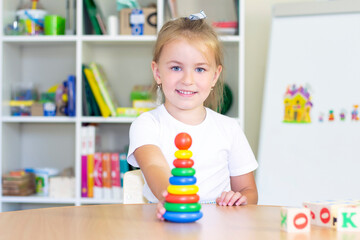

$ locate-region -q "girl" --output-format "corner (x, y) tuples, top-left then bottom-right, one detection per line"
(127, 12), (258, 220)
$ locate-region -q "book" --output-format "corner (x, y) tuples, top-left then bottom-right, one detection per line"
(83, 1), (93, 34)
(82, 65), (101, 116)
(102, 153), (112, 199)
(67, 75), (76, 117)
(93, 152), (103, 199)
(119, 152), (129, 187)
(83, 0), (102, 35)
(81, 155), (88, 197)
(87, 154), (94, 198)
(86, 125), (97, 154)
(81, 127), (88, 198)
(84, 68), (111, 117)
(89, 62), (118, 117)
(110, 153), (121, 199)
(81, 73), (89, 116)
(96, 13), (107, 34)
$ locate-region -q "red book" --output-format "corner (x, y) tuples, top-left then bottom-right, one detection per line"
(110, 153), (121, 199)
(93, 152), (103, 199)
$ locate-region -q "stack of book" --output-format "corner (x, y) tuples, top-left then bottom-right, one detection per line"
(2, 170), (36, 196)
(81, 125), (130, 199)
(82, 62), (119, 118)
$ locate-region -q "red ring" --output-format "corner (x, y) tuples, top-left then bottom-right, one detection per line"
(173, 159), (194, 168)
(165, 194), (200, 203)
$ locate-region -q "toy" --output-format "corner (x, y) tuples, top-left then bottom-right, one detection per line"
(337, 207), (360, 231)
(329, 110), (335, 121)
(163, 132), (203, 223)
(352, 105), (359, 121)
(280, 207), (311, 232)
(303, 200), (360, 229)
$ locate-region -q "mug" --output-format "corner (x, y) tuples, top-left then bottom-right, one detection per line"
(44, 15), (65, 35)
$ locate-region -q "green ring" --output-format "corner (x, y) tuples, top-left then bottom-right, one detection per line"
(164, 202), (202, 212)
(171, 168), (195, 177)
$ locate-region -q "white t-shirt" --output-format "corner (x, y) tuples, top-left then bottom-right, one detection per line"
(127, 104), (258, 203)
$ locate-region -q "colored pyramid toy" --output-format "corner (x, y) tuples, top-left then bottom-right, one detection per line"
(163, 132), (203, 223)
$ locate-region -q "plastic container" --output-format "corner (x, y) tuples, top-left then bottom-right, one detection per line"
(10, 100), (34, 116)
(16, 9), (47, 35)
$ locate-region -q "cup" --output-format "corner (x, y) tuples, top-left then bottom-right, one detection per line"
(44, 15), (65, 35)
(16, 9), (47, 35)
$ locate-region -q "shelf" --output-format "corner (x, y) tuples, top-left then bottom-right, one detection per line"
(81, 117), (136, 123)
(2, 116), (76, 123)
(80, 197), (123, 205)
(1, 196), (76, 204)
(2, 35), (77, 43)
(1, 35), (241, 43)
(81, 35), (157, 43)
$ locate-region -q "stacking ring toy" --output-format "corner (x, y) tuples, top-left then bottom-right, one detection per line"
(164, 202), (201, 212)
(168, 185), (199, 195)
(163, 211), (203, 223)
(169, 176), (196, 185)
(175, 150), (193, 159)
(173, 159), (194, 168)
(175, 132), (192, 150)
(171, 168), (195, 177)
(165, 194), (200, 203)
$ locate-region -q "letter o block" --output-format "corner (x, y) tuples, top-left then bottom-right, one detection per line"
(281, 207), (311, 232)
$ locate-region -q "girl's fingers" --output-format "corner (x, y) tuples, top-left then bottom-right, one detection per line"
(216, 191), (228, 206)
(222, 191), (235, 206)
(235, 195), (248, 206)
(228, 192), (242, 206)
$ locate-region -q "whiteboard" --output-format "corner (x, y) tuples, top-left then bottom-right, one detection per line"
(256, 1), (360, 207)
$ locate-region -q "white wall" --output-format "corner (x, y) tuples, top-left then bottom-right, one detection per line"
(244, 0), (315, 157)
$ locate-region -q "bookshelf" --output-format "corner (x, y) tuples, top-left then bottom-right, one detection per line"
(0, 0), (243, 212)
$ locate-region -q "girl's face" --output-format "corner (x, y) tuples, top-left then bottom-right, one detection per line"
(152, 38), (222, 114)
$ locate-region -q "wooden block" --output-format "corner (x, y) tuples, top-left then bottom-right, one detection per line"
(281, 207), (311, 232)
(303, 200), (360, 228)
(337, 207), (360, 231)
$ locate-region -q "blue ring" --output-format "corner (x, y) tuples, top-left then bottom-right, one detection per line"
(169, 176), (196, 185)
(163, 211), (203, 223)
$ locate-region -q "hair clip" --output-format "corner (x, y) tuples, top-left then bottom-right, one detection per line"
(188, 10), (206, 20)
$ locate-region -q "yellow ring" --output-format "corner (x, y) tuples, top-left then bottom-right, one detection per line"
(175, 150), (193, 159)
(167, 185), (199, 195)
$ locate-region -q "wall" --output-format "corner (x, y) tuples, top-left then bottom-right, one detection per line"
(244, 0), (315, 157)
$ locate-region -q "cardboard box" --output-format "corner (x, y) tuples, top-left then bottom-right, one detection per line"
(31, 102), (43, 116)
(119, 8), (157, 35)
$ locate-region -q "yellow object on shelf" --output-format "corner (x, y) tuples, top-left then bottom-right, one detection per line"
(116, 107), (154, 117)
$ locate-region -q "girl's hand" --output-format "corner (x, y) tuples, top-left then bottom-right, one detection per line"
(216, 191), (248, 206)
(156, 191), (168, 220)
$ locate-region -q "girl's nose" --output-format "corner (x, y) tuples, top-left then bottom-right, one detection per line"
(182, 71), (194, 85)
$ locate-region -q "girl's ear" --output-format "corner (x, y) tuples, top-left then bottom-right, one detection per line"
(212, 65), (223, 87)
(151, 61), (161, 84)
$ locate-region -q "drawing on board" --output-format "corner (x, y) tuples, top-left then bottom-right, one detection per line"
(283, 84), (313, 123)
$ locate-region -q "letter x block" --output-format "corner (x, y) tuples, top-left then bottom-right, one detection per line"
(281, 207), (311, 232)
(337, 207), (360, 231)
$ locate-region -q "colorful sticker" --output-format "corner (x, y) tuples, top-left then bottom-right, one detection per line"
(283, 84), (313, 123)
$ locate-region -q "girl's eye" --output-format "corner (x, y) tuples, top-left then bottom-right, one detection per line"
(171, 66), (182, 71)
(195, 68), (205, 73)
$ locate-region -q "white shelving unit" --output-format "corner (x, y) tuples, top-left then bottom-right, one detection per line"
(0, 0), (243, 212)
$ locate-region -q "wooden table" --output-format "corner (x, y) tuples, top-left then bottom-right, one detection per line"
(0, 204), (358, 240)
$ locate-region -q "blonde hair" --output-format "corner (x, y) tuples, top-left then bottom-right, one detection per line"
(152, 17), (224, 112)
